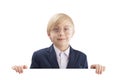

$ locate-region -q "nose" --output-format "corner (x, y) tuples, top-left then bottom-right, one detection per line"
(58, 29), (64, 36)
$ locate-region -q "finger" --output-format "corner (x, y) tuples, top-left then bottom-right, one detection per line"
(14, 66), (19, 73)
(95, 65), (98, 74)
(96, 64), (101, 74)
(16, 66), (20, 73)
(12, 65), (17, 70)
(103, 66), (105, 72)
(98, 65), (102, 74)
(19, 66), (23, 74)
(23, 65), (28, 69)
(14, 65), (19, 73)
(15, 66), (22, 74)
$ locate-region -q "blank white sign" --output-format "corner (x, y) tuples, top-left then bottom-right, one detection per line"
(1, 69), (114, 80)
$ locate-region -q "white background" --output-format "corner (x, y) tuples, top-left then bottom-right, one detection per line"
(0, 0), (120, 79)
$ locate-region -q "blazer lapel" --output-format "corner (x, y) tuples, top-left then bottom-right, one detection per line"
(48, 45), (59, 68)
(67, 47), (78, 68)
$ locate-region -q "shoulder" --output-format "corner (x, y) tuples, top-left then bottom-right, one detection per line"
(70, 46), (87, 57)
(32, 45), (54, 56)
(33, 47), (49, 56)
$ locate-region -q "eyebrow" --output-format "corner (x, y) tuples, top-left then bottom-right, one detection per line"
(53, 23), (73, 29)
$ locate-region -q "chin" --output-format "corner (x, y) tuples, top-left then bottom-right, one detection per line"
(58, 43), (68, 46)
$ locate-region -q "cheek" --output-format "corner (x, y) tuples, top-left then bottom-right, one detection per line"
(49, 34), (56, 41)
(48, 36), (52, 42)
(66, 34), (73, 40)
(67, 32), (74, 38)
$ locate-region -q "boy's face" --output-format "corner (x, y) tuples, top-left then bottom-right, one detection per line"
(48, 20), (74, 47)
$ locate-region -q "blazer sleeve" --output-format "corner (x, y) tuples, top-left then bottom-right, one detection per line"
(30, 52), (40, 68)
(79, 52), (88, 68)
(83, 54), (88, 68)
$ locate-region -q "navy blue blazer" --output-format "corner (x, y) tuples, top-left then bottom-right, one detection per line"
(30, 45), (88, 69)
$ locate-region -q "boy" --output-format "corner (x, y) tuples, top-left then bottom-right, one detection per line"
(12, 13), (105, 74)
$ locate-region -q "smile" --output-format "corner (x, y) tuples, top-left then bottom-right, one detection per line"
(57, 38), (65, 40)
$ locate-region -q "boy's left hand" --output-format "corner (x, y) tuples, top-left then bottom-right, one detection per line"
(90, 64), (105, 74)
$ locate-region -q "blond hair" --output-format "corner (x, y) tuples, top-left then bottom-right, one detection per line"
(47, 13), (74, 35)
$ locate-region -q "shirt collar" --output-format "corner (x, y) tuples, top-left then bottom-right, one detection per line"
(53, 45), (70, 57)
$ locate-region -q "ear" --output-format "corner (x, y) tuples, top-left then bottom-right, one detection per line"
(71, 29), (75, 37)
(48, 33), (51, 39)
(48, 33), (53, 42)
(48, 33), (50, 37)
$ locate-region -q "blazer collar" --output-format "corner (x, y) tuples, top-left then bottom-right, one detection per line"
(67, 46), (78, 68)
(48, 44), (59, 68)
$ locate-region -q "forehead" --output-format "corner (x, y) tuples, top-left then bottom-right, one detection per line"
(54, 20), (73, 28)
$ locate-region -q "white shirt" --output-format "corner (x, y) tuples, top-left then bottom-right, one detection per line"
(53, 45), (70, 69)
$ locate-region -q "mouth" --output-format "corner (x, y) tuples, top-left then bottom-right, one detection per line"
(57, 38), (65, 41)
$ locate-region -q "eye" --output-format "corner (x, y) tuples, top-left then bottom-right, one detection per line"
(53, 28), (59, 32)
(64, 28), (69, 31)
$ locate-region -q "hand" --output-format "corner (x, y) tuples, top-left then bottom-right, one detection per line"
(12, 65), (28, 74)
(90, 64), (105, 74)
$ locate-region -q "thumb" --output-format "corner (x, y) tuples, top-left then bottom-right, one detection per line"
(23, 65), (28, 69)
(90, 64), (97, 69)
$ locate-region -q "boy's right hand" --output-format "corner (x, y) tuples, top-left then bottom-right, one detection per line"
(12, 65), (28, 74)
